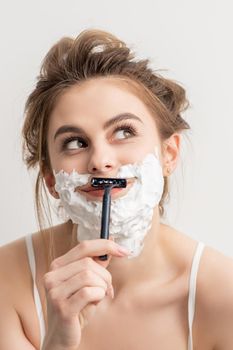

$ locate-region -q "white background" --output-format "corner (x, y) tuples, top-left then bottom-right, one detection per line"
(0, 0), (232, 256)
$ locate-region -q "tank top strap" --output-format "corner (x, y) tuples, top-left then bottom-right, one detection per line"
(25, 234), (46, 350)
(187, 241), (205, 350)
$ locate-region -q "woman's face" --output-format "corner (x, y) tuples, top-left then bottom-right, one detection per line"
(46, 77), (177, 197)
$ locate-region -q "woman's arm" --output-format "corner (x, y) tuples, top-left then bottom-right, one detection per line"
(211, 256), (233, 349)
(200, 248), (233, 349)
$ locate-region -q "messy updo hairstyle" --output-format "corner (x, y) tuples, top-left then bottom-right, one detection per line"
(22, 28), (190, 265)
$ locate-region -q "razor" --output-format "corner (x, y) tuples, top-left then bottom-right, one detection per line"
(91, 177), (127, 261)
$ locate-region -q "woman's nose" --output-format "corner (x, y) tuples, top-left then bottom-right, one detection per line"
(87, 147), (118, 174)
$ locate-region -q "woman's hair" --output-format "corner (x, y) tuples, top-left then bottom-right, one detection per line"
(22, 28), (190, 265)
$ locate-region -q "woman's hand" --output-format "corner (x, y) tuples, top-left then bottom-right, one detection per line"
(42, 238), (130, 350)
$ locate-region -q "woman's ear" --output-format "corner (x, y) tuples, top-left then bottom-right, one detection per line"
(162, 133), (181, 176)
(43, 167), (60, 199)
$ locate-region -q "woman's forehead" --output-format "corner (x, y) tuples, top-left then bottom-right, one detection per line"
(49, 77), (157, 129)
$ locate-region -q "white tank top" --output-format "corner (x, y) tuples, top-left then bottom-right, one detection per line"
(25, 234), (205, 350)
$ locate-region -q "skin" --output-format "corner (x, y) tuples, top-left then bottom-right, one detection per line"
(1, 77), (233, 349)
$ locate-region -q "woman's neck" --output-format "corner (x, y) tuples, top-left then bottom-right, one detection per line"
(107, 209), (172, 293)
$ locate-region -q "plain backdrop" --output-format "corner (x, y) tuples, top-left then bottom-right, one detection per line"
(0, 0), (232, 257)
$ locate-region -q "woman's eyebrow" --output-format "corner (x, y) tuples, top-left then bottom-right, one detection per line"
(53, 113), (143, 141)
(103, 113), (143, 129)
(54, 125), (83, 141)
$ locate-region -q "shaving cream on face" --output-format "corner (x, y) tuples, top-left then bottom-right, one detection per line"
(54, 149), (164, 259)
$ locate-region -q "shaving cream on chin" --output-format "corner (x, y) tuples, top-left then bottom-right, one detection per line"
(54, 150), (164, 259)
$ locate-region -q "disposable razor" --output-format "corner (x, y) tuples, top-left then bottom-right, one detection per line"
(91, 177), (127, 261)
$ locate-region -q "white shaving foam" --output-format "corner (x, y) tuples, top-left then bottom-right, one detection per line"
(54, 148), (164, 258)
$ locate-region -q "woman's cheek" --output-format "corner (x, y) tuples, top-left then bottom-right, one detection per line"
(122, 147), (153, 165)
(57, 155), (85, 174)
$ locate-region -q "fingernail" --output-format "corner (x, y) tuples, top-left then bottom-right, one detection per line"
(106, 285), (114, 299)
(110, 286), (114, 299)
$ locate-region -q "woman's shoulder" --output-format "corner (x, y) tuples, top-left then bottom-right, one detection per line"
(0, 220), (75, 283)
(196, 241), (233, 305)
(0, 235), (30, 284)
(165, 225), (233, 307)
(168, 226), (233, 347)
(197, 240), (233, 304)
(0, 230), (44, 266)
(165, 224), (233, 277)
(0, 228), (48, 291)
(171, 226), (233, 298)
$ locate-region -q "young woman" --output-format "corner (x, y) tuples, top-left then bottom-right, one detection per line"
(0, 29), (233, 350)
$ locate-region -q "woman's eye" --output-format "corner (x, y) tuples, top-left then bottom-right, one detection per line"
(64, 138), (87, 150)
(114, 127), (135, 140)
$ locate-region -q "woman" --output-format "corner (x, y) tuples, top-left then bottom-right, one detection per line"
(0, 29), (233, 350)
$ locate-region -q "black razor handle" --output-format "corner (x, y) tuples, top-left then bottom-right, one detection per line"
(99, 186), (112, 261)
(90, 177), (127, 261)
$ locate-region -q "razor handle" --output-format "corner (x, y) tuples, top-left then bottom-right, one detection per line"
(90, 177), (127, 261)
(99, 186), (111, 261)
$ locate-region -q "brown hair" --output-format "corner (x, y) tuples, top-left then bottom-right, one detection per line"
(22, 28), (190, 266)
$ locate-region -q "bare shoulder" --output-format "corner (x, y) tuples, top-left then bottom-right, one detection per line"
(196, 244), (233, 349)
(0, 221), (69, 283)
(198, 243), (233, 293)
(197, 243), (233, 309)
(168, 226), (233, 349)
(0, 236), (30, 287)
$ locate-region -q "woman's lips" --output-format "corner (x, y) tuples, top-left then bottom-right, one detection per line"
(81, 187), (124, 198)
(76, 179), (135, 200)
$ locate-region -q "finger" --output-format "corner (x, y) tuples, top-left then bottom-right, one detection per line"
(53, 239), (130, 268)
(92, 253), (113, 268)
(49, 270), (108, 300)
(81, 303), (97, 324)
(93, 235), (115, 268)
(68, 287), (106, 315)
(93, 235), (116, 267)
(45, 257), (113, 289)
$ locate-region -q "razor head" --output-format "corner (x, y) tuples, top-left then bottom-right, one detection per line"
(91, 177), (127, 189)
